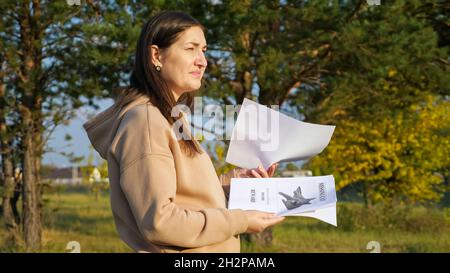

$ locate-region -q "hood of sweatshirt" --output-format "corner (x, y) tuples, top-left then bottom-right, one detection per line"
(82, 95), (150, 160)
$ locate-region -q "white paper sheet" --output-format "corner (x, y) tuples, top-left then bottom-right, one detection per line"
(228, 176), (337, 226)
(224, 98), (337, 226)
(290, 203), (337, 226)
(226, 98), (336, 169)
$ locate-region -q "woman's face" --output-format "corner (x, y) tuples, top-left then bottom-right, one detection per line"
(154, 26), (207, 99)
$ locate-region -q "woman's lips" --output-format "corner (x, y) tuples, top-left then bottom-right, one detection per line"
(190, 72), (201, 77)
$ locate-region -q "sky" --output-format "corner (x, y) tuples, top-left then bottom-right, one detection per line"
(42, 99), (114, 168)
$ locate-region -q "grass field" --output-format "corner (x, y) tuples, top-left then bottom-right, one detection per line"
(1, 187), (449, 253)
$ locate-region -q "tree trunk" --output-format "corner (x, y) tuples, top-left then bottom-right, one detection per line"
(17, 1), (44, 251)
(11, 178), (22, 226)
(0, 82), (21, 244)
(1, 145), (21, 244)
(362, 182), (369, 209)
(21, 110), (41, 251)
(33, 128), (44, 221)
(242, 229), (274, 248)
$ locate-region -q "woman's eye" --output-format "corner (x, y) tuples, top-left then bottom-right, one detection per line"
(186, 48), (194, 51)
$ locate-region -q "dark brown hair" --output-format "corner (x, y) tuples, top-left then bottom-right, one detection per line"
(115, 11), (205, 157)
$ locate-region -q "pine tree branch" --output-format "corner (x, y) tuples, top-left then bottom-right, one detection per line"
(280, 81), (301, 107)
(346, 0), (365, 23)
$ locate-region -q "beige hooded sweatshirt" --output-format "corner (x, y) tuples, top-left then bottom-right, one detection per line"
(82, 95), (248, 253)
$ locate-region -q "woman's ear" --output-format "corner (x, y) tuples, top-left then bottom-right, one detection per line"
(150, 45), (162, 67)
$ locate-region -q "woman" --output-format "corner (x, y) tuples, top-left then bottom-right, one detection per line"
(83, 10), (284, 253)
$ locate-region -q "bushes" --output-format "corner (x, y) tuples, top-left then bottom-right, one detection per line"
(337, 203), (450, 233)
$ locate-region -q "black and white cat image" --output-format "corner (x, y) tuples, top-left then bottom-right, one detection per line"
(279, 186), (315, 210)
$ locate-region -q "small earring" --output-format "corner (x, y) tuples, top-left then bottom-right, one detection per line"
(155, 65), (161, 71)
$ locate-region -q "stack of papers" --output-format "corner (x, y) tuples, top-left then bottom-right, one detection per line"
(225, 98), (335, 170)
(225, 98), (337, 226)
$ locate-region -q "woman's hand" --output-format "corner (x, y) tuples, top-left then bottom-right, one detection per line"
(234, 163), (279, 178)
(243, 210), (285, 233)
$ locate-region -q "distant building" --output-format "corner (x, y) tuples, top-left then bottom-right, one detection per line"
(281, 170), (312, 177)
(42, 166), (84, 185)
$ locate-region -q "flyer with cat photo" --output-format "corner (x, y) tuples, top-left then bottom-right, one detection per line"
(228, 175), (337, 226)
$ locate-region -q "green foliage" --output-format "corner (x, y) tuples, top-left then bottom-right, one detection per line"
(201, 0), (449, 205)
(308, 0), (449, 123)
(79, 146), (109, 200)
(307, 95), (449, 204)
(285, 163), (299, 171)
(204, 141), (235, 176)
(338, 203), (450, 233)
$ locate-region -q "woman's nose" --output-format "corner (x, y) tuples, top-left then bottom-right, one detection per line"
(195, 51), (207, 67)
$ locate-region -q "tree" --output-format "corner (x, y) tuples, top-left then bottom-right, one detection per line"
(199, 0), (340, 107)
(0, 0), (142, 250)
(301, 0), (449, 123)
(192, 0), (352, 246)
(195, 0), (449, 243)
(0, 76), (22, 245)
(304, 0), (449, 205)
(307, 95), (449, 206)
(0, 0), (220, 250)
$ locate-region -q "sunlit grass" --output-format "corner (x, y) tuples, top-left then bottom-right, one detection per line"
(0, 191), (131, 253)
(242, 218), (450, 253)
(242, 203), (450, 253)
(1, 189), (449, 253)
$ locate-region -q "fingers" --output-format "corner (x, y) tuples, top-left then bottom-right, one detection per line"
(267, 216), (285, 227)
(267, 163), (279, 177)
(262, 214), (285, 229)
(255, 165), (269, 178)
(260, 212), (284, 220)
(252, 211), (278, 218)
(236, 168), (251, 178)
(250, 169), (262, 178)
(244, 211), (285, 233)
(247, 163), (279, 178)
